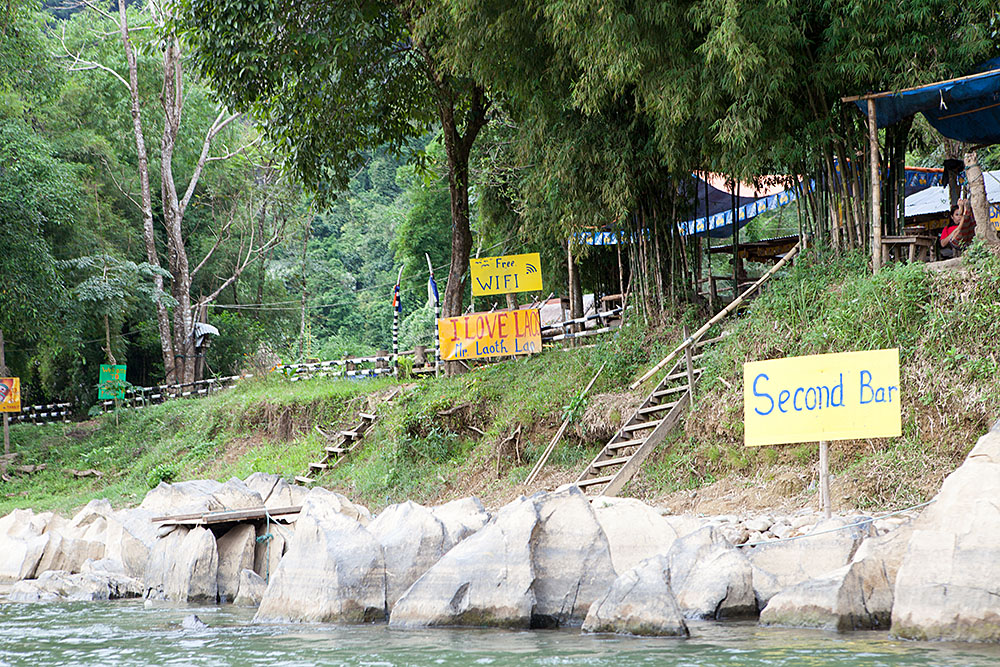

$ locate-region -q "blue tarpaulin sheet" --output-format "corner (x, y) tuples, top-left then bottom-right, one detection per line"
(854, 58), (1000, 144)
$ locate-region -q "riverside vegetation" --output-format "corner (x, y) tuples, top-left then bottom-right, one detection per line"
(5, 245), (999, 517)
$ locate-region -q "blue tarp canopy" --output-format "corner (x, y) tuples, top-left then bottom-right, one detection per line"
(854, 58), (1000, 144)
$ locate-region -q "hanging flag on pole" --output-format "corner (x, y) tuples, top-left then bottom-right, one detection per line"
(427, 253), (441, 376)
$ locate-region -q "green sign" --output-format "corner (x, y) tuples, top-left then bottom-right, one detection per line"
(98, 365), (128, 400)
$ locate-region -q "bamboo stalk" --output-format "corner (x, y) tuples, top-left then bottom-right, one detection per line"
(524, 362), (606, 486)
(629, 241), (801, 390)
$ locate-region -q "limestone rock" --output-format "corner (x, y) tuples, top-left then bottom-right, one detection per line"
(370, 501), (450, 608)
(216, 524), (257, 603)
(104, 509), (159, 579)
(254, 496), (385, 623)
(390, 488), (615, 629)
(139, 480), (224, 516)
(253, 521), (289, 581)
(295, 487), (371, 527)
(0, 509), (50, 583)
(531, 487), (615, 626)
(389, 495), (537, 629)
(431, 497), (489, 545)
(35, 532), (104, 575)
(591, 497), (682, 573)
(234, 569), (267, 607)
(745, 516), (872, 607)
(211, 478), (265, 512)
(582, 555), (688, 637)
(143, 526), (219, 603)
(891, 421), (1000, 642)
(9, 569), (143, 602)
(760, 558), (893, 631)
(243, 473), (308, 509)
(667, 526), (756, 619)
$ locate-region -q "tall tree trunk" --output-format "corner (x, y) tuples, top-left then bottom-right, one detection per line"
(118, 0), (174, 383)
(964, 150), (997, 245)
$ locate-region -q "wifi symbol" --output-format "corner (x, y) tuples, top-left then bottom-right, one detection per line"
(525, 263), (538, 274)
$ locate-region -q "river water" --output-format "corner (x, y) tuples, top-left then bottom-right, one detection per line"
(2, 601), (999, 666)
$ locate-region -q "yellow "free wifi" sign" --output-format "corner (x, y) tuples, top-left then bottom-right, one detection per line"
(743, 349), (901, 447)
(469, 253), (543, 296)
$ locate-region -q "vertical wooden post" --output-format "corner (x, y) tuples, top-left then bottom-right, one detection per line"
(683, 325), (695, 400)
(868, 99), (882, 273)
(819, 440), (831, 518)
(0, 328), (9, 457)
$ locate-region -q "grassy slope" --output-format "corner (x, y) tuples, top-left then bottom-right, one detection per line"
(5, 244), (998, 516)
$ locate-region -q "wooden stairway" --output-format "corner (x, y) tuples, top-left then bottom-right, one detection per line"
(574, 334), (721, 497)
(295, 411), (381, 486)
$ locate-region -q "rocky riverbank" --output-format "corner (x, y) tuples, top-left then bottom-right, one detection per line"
(1, 420), (999, 643)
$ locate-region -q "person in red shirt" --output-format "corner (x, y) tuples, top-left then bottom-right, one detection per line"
(940, 200), (974, 256)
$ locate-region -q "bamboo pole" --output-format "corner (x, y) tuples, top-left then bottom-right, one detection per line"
(524, 362), (605, 486)
(868, 99), (882, 273)
(630, 241), (801, 390)
(819, 440), (832, 518)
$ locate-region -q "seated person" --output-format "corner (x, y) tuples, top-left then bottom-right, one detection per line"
(940, 200), (974, 257)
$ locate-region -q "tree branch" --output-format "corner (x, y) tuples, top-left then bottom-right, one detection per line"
(58, 24), (130, 90)
(178, 110), (243, 215)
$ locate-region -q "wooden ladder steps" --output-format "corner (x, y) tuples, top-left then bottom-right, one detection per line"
(652, 385), (688, 399)
(340, 430), (361, 439)
(591, 456), (630, 469)
(325, 446), (348, 455)
(308, 462), (328, 471)
(576, 474), (616, 488)
(358, 412), (377, 421)
(638, 401), (679, 416)
(663, 368), (702, 382)
(622, 419), (663, 434)
(294, 475), (313, 485)
(607, 437), (645, 450)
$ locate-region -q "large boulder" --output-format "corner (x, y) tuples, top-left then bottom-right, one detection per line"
(143, 526), (219, 603)
(104, 509), (159, 579)
(667, 526), (756, 619)
(253, 521), (290, 581)
(591, 497), (684, 574)
(139, 480), (224, 516)
(9, 569), (143, 603)
(582, 555), (689, 637)
(892, 421), (1000, 642)
(216, 524), (257, 603)
(369, 501), (451, 609)
(35, 532), (105, 575)
(389, 495), (537, 629)
(243, 473), (308, 509)
(254, 493), (385, 623)
(0, 509), (50, 583)
(745, 516), (872, 607)
(234, 569), (267, 607)
(210, 478), (265, 512)
(531, 487), (615, 626)
(390, 488), (615, 629)
(431, 497), (489, 544)
(291, 487), (371, 527)
(759, 557), (893, 631)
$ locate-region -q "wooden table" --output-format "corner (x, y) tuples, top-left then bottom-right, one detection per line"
(881, 234), (937, 264)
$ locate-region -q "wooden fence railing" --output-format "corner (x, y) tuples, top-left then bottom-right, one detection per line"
(12, 307), (625, 425)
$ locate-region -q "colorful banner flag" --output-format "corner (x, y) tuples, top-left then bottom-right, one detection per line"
(0, 378), (20, 413)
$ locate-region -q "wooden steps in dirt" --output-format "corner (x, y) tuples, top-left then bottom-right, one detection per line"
(294, 391), (400, 486)
(574, 334), (720, 497)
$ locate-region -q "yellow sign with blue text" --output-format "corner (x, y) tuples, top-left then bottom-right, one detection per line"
(470, 253), (543, 296)
(438, 309), (541, 361)
(743, 349), (901, 447)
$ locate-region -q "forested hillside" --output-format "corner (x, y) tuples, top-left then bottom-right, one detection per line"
(2, 0), (999, 414)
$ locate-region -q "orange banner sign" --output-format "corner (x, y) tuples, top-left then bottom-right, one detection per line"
(438, 309), (542, 360)
(0, 378), (21, 413)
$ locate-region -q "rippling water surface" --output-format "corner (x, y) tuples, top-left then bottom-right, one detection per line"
(1, 601), (999, 666)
